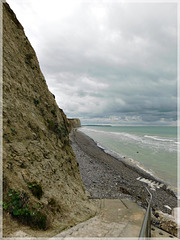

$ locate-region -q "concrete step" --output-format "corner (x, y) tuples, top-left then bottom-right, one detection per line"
(50, 198), (146, 238)
(121, 198), (143, 210)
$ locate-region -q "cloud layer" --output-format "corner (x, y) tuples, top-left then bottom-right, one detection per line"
(7, 0), (177, 125)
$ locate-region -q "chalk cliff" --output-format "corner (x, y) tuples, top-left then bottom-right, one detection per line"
(3, 2), (95, 237)
(68, 118), (81, 131)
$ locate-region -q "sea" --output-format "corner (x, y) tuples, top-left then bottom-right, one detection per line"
(79, 125), (178, 188)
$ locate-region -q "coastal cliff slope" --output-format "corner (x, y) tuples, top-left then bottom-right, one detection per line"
(68, 118), (81, 131)
(3, 2), (95, 236)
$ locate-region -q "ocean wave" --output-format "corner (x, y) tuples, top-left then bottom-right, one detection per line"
(81, 128), (142, 142)
(96, 142), (124, 159)
(80, 127), (177, 152)
(81, 127), (175, 143)
(79, 127), (177, 187)
(96, 142), (106, 150)
(95, 142), (158, 178)
(144, 135), (174, 142)
(80, 127), (106, 134)
(110, 131), (142, 141)
(95, 139), (177, 194)
(110, 132), (177, 152)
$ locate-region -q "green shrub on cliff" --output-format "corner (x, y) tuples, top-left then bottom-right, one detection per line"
(3, 189), (47, 230)
(10, 127), (17, 135)
(34, 99), (40, 105)
(47, 120), (68, 138)
(28, 182), (43, 200)
(51, 109), (57, 117)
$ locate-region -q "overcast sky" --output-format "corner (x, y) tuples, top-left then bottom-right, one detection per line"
(7, 0), (177, 125)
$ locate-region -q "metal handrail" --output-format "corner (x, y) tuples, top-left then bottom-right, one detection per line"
(139, 187), (152, 239)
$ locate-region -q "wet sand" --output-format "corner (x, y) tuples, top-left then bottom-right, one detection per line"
(70, 130), (177, 215)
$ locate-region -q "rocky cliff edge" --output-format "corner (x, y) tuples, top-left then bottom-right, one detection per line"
(68, 118), (81, 131)
(3, 2), (95, 237)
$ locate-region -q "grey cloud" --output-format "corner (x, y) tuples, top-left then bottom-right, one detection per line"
(8, 0), (177, 125)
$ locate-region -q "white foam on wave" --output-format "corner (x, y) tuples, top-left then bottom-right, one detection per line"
(81, 128), (177, 151)
(96, 142), (106, 150)
(131, 160), (154, 176)
(144, 135), (174, 142)
(110, 131), (142, 142)
(94, 140), (157, 179)
(81, 128), (142, 143)
(80, 128), (105, 134)
(104, 148), (124, 159)
(107, 131), (176, 153)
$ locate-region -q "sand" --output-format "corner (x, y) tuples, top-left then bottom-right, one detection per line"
(70, 130), (177, 215)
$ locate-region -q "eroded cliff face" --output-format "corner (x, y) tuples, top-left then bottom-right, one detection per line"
(3, 2), (95, 236)
(68, 118), (81, 131)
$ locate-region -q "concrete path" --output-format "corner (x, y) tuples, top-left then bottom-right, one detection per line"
(51, 198), (146, 238)
(50, 198), (177, 239)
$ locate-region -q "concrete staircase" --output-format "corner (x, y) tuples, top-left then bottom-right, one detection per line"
(50, 198), (177, 239)
(51, 198), (145, 238)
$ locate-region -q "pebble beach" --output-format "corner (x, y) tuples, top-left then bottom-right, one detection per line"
(70, 130), (177, 215)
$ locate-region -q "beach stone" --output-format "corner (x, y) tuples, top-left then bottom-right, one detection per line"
(154, 212), (159, 218)
(156, 211), (177, 237)
(172, 207), (180, 226)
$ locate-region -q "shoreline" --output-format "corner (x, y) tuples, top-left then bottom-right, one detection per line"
(78, 128), (178, 197)
(97, 142), (173, 188)
(104, 149), (177, 196)
(70, 129), (177, 215)
(79, 126), (177, 189)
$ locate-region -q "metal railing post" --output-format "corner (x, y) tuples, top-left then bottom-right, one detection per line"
(139, 187), (152, 239)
